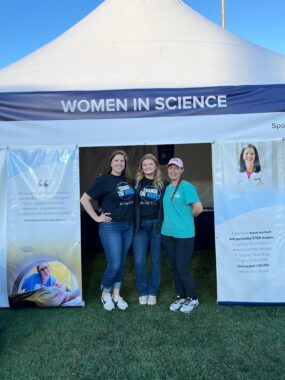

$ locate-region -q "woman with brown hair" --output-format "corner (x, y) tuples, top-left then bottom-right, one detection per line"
(81, 150), (134, 311)
(162, 158), (203, 314)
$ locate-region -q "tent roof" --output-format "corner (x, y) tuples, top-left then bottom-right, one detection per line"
(1, 0), (285, 92)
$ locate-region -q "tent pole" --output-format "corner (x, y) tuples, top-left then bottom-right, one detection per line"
(221, 0), (226, 29)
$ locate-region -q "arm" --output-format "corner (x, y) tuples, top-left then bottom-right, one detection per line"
(80, 192), (112, 223)
(192, 202), (203, 217)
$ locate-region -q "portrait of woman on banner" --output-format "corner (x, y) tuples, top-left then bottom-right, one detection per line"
(234, 144), (266, 192)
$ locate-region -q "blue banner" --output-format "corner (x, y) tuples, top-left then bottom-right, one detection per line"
(0, 84), (285, 121)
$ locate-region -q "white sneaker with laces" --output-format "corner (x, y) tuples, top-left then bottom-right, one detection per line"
(147, 295), (157, 305)
(169, 296), (186, 311)
(113, 295), (128, 310)
(101, 293), (115, 311)
(180, 298), (199, 314)
(139, 296), (148, 305)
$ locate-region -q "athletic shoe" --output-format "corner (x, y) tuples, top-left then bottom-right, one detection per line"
(180, 298), (199, 314)
(139, 296), (148, 305)
(113, 295), (128, 310)
(169, 296), (186, 312)
(101, 293), (115, 311)
(147, 295), (157, 305)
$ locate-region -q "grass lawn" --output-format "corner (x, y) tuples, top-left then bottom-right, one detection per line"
(0, 250), (284, 380)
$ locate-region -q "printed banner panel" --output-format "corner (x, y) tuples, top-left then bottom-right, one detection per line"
(213, 140), (285, 304)
(0, 85), (284, 147)
(0, 149), (9, 307)
(6, 146), (83, 308)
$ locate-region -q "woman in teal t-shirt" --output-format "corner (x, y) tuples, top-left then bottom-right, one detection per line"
(162, 157), (203, 314)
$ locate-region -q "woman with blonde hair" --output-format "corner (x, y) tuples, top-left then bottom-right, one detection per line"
(81, 150), (134, 311)
(133, 153), (167, 305)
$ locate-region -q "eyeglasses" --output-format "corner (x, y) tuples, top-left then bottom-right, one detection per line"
(39, 266), (48, 272)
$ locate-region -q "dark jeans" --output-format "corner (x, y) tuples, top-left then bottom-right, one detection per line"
(162, 235), (197, 299)
(133, 219), (161, 296)
(99, 221), (134, 292)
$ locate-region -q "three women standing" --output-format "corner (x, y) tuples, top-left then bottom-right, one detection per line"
(133, 154), (167, 305)
(80, 150), (134, 311)
(81, 151), (202, 314)
(162, 158), (203, 313)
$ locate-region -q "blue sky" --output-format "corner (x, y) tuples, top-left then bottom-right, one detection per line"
(0, 0), (284, 69)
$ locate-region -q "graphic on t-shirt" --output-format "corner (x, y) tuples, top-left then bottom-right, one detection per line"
(139, 185), (160, 203)
(117, 182), (134, 200)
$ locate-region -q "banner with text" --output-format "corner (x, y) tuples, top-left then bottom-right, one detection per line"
(0, 85), (284, 147)
(213, 140), (285, 304)
(0, 149), (8, 307)
(6, 146), (83, 308)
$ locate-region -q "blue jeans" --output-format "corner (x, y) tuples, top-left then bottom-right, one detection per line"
(99, 221), (134, 292)
(133, 219), (161, 296)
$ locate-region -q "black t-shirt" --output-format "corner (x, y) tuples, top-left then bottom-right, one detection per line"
(86, 174), (134, 222)
(138, 177), (162, 220)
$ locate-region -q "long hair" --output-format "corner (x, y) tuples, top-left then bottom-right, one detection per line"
(135, 153), (164, 189)
(105, 150), (131, 181)
(239, 144), (261, 173)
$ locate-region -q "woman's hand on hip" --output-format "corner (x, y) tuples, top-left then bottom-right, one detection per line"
(97, 212), (112, 223)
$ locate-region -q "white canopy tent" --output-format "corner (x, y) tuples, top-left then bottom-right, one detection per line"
(0, 0), (285, 92)
(1, 0), (285, 307)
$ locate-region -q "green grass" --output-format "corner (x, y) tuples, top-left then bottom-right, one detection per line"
(0, 251), (285, 380)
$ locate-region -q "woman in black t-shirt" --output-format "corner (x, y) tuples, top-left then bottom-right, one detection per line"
(133, 154), (167, 306)
(80, 150), (134, 311)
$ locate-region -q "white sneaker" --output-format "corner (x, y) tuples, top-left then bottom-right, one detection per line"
(101, 293), (115, 311)
(180, 298), (199, 314)
(139, 296), (148, 305)
(169, 296), (186, 312)
(147, 295), (157, 305)
(113, 295), (128, 310)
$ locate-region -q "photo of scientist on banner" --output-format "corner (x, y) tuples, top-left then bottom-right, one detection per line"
(234, 144), (266, 191)
(9, 259), (81, 308)
(214, 141), (284, 193)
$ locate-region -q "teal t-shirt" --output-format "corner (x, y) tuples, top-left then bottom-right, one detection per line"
(162, 180), (200, 238)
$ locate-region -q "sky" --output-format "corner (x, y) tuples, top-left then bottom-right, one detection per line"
(0, 0), (284, 69)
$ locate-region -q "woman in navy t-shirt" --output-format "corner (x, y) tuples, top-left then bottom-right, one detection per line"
(80, 150), (134, 311)
(133, 154), (167, 306)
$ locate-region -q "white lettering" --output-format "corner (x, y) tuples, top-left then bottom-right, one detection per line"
(137, 98), (150, 111)
(77, 99), (91, 112)
(154, 97), (165, 110)
(154, 95), (227, 111)
(61, 98), (128, 113)
(90, 99), (105, 112)
(205, 95), (217, 108)
(61, 100), (77, 112)
(217, 95), (227, 107)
